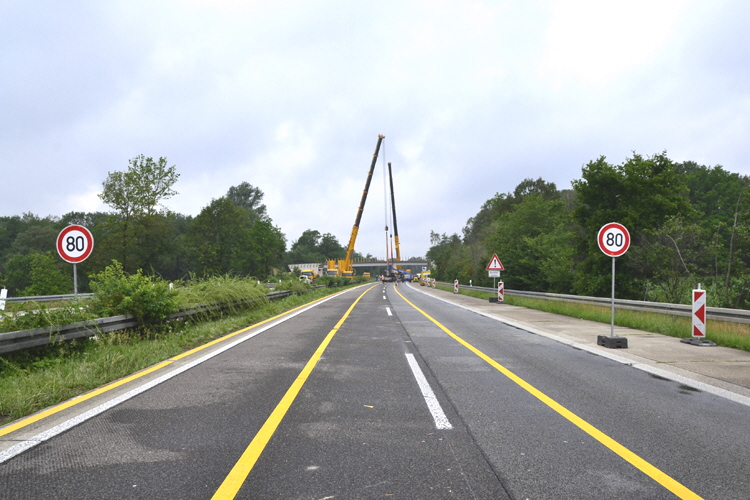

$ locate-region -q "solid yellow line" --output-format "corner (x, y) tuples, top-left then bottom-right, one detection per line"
(0, 360), (174, 437)
(395, 287), (704, 500)
(0, 292), (344, 437)
(211, 285), (376, 500)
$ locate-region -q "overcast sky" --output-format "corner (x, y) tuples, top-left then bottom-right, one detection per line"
(2, 1), (749, 259)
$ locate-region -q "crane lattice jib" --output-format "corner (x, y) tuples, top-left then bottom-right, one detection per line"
(345, 134), (385, 262)
(388, 161), (401, 262)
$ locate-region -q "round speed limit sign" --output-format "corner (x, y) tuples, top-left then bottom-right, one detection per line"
(597, 222), (630, 257)
(57, 225), (94, 263)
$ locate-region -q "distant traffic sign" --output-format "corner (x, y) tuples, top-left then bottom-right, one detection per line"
(597, 223), (630, 257)
(486, 254), (504, 271)
(57, 225), (94, 263)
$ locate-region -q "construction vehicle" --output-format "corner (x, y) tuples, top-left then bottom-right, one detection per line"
(330, 134), (385, 278)
(326, 262), (339, 277)
(417, 270), (431, 283)
(362, 272), (371, 279)
(289, 263), (325, 281)
(300, 268), (318, 281)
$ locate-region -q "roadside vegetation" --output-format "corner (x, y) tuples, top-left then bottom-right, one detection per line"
(428, 155), (750, 310)
(0, 156), (395, 300)
(436, 284), (750, 352)
(0, 278), (367, 426)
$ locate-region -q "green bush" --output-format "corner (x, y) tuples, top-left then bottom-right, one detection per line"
(174, 274), (268, 316)
(21, 252), (72, 296)
(277, 278), (310, 295)
(88, 260), (178, 322)
(317, 275), (351, 287)
(0, 301), (93, 334)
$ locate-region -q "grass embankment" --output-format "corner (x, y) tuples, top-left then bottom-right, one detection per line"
(0, 284), (358, 427)
(434, 284), (750, 353)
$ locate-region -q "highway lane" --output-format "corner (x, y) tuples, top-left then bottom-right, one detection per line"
(0, 285), (507, 499)
(1, 282), (749, 498)
(231, 283), (507, 499)
(394, 283), (750, 499)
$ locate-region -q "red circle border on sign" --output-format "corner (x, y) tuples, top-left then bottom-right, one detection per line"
(597, 222), (630, 257)
(57, 225), (94, 263)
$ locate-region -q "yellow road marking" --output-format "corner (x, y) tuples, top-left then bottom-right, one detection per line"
(212, 285), (376, 500)
(395, 286), (704, 500)
(0, 292), (346, 437)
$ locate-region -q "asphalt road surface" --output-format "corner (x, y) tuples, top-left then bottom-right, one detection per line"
(1, 283), (748, 499)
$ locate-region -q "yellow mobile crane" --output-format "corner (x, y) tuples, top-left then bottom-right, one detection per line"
(328, 134), (385, 278)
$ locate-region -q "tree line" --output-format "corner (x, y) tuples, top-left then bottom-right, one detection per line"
(0, 155), (357, 296)
(427, 152), (750, 308)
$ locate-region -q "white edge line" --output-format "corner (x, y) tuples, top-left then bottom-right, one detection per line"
(0, 289), (352, 464)
(405, 353), (453, 430)
(412, 285), (750, 409)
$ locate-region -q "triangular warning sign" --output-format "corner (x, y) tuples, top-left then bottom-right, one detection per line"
(486, 254), (504, 271)
(695, 303), (706, 324)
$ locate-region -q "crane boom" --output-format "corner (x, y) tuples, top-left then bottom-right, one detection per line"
(388, 161), (401, 263)
(333, 134), (384, 278)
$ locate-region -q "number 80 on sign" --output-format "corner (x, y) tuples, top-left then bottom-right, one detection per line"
(597, 222), (630, 257)
(57, 225), (94, 263)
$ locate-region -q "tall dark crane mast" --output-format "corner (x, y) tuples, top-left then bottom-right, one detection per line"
(344, 134), (385, 263)
(328, 134), (384, 278)
(388, 162), (401, 263)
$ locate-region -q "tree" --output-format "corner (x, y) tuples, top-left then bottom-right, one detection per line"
(9, 223), (60, 256)
(98, 155), (179, 272)
(485, 195), (575, 292)
(22, 252), (71, 296)
(426, 232), (468, 282)
(675, 162), (750, 305)
(187, 197), (250, 275)
(572, 152), (694, 298)
(285, 230), (346, 265)
(513, 177), (559, 201)
(629, 217), (707, 303)
(318, 233), (345, 259)
(4, 253), (33, 294)
(234, 219), (286, 278)
(99, 155), (179, 217)
(226, 182), (267, 222)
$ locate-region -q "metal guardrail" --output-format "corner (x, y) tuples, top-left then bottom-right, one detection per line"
(0, 290), (293, 354)
(437, 282), (750, 325)
(5, 293), (94, 303)
(5, 286), (279, 304)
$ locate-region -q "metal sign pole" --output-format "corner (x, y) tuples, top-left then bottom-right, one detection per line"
(596, 223), (629, 348)
(610, 257), (615, 337)
(73, 263), (78, 297)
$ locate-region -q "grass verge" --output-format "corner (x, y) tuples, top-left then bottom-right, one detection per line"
(434, 284), (750, 353)
(0, 285), (359, 427)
